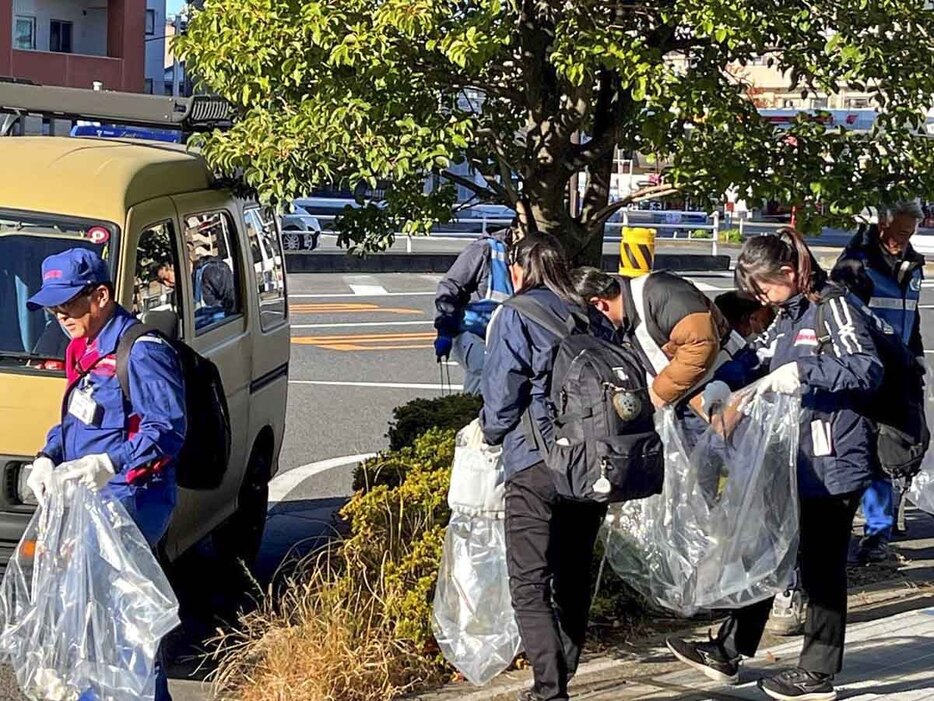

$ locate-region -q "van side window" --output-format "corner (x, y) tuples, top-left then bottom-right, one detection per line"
(182, 211), (242, 333)
(245, 207), (287, 330)
(135, 221), (183, 333)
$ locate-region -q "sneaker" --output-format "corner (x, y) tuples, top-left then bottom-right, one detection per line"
(766, 589), (806, 636)
(849, 534), (894, 565)
(666, 634), (740, 685)
(758, 668), (837, 700)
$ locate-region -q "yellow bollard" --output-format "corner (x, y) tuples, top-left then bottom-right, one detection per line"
(618, 227), (656, 277)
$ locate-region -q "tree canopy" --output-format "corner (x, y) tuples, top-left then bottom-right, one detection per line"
(178, 0), (934, 257)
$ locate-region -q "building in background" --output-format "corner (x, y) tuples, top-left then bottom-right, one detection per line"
(144, 0), (164, 94)
(162, 6), (190, 95)
(1, 0), (147, 91)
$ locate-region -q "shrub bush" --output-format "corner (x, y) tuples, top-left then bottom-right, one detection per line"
(386, 393), (482, 451)
(211, 429), (457, 700)
(354, 393), (481, 492)
(719, 227), (743, 244)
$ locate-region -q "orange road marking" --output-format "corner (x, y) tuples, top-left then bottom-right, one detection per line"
(289, 302), (422, 315)
(291, 331), (435, 351)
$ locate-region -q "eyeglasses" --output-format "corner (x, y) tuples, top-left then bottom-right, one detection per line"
(50, 286), (95, 317)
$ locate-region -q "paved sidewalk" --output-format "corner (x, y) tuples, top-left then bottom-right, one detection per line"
(576, 606), (934, 700)
(415, 600), (934, 701)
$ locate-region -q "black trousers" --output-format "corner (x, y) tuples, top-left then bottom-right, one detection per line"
(719, 493), (861, 675)
(504, 462), (607, 701)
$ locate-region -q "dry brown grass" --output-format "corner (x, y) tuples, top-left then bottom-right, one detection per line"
(206, 429), (458, 701)
(208, 549), (446, 701)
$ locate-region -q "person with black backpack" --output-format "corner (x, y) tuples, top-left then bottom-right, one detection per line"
(833, 201), (926, 555)
(482, 235), (663, 701)
(666, 229), (887, 701)
(22, 248), (186, 701)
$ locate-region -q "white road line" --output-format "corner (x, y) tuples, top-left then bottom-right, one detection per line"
(291, 320), (434, 329)
(289, 380), (464, 390)
(350, 284), (389, 295)
(268, 452), (376, 505)
(925, 350), (934, 355)
(690, 281), (724, 291)
(289, 291), (435, 298)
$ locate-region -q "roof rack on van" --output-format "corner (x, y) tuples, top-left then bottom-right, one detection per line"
(0, 79), (233, 136)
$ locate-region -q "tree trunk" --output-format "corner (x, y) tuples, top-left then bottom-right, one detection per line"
(573, 145), (615, 267)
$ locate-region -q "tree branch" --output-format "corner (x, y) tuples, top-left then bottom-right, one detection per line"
(587, 183), (682, 233)
(440, 169), (499, 201)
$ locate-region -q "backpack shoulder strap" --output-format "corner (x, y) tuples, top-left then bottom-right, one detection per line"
(116, 323), (159, 401)
(503, 294), (576, 339)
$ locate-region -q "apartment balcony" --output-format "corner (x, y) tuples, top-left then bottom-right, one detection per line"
(1, 0), (145, 92)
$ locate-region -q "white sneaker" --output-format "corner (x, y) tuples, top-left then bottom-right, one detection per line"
(766, 589), (806, 636)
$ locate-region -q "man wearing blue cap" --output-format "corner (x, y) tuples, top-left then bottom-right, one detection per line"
(21, 247), (186, 701)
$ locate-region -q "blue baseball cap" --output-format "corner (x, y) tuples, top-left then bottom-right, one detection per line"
(27, 248), (111, 311)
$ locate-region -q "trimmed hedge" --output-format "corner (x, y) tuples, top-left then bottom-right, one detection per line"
(386, 393), (482, 451)
(353, 393), (482, 492)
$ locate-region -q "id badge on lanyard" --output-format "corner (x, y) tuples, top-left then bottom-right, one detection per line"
(68, 377), (102, 427)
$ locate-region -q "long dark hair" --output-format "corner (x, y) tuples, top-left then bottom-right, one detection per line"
(735, 227), (826, 302)
(509, 234), (582, 306)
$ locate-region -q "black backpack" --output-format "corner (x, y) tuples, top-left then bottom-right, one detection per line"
(815, 287), (930, 479)
(116, 324), (232, 490)
(504, 295), (664, 504)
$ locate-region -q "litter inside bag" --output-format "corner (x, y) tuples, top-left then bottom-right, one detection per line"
(432, 428), (520, 686)
(603, 391), (801, 616)
(0, 481), (180, 701)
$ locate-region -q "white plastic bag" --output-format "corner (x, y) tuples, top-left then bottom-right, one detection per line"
(432, 423), (520, 686)
(0, 481), (180, 701)
(907, 365), (934, 513)
(447, 419), (506, 517)
(603, 391), (801, 616)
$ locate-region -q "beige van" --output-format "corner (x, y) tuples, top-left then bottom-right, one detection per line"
(0, 86), (289, 564)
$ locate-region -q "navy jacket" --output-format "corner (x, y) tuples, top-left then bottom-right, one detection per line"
(726, 286), (884, 498)
(832, 227), (924, 356)
(480, 287), (583, 476)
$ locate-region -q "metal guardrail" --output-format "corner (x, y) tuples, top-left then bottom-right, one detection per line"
(307, 210), (729, 255)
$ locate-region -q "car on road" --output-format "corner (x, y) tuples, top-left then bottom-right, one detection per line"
(0, 86), (290, 567)
(280, 203), (321, 251)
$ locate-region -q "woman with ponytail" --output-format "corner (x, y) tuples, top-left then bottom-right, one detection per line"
(480, 234), (600, 701)
(667, 228), (884, 701)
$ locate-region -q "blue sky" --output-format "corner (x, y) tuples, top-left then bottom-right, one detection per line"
(167, 0), (186, 16)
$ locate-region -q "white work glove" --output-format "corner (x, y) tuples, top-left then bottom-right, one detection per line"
(24, 457), (55, 506)
(58, 453), (115, 491)
(701, 381), (732, 415)
(755, 362), (801, 397)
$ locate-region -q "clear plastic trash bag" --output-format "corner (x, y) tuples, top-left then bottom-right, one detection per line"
(432, 424), (520, 686)
(603, 391), (801, 616)
(0, 481), (180, 701)
(908, 366), (934, 514)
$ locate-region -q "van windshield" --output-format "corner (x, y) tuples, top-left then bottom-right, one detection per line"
(0, 211), (119, 365)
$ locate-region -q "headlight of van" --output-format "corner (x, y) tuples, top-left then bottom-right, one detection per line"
(17, 464), (38, 506)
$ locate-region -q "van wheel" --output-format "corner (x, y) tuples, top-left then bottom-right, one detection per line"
(213, 448), (270, 568)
